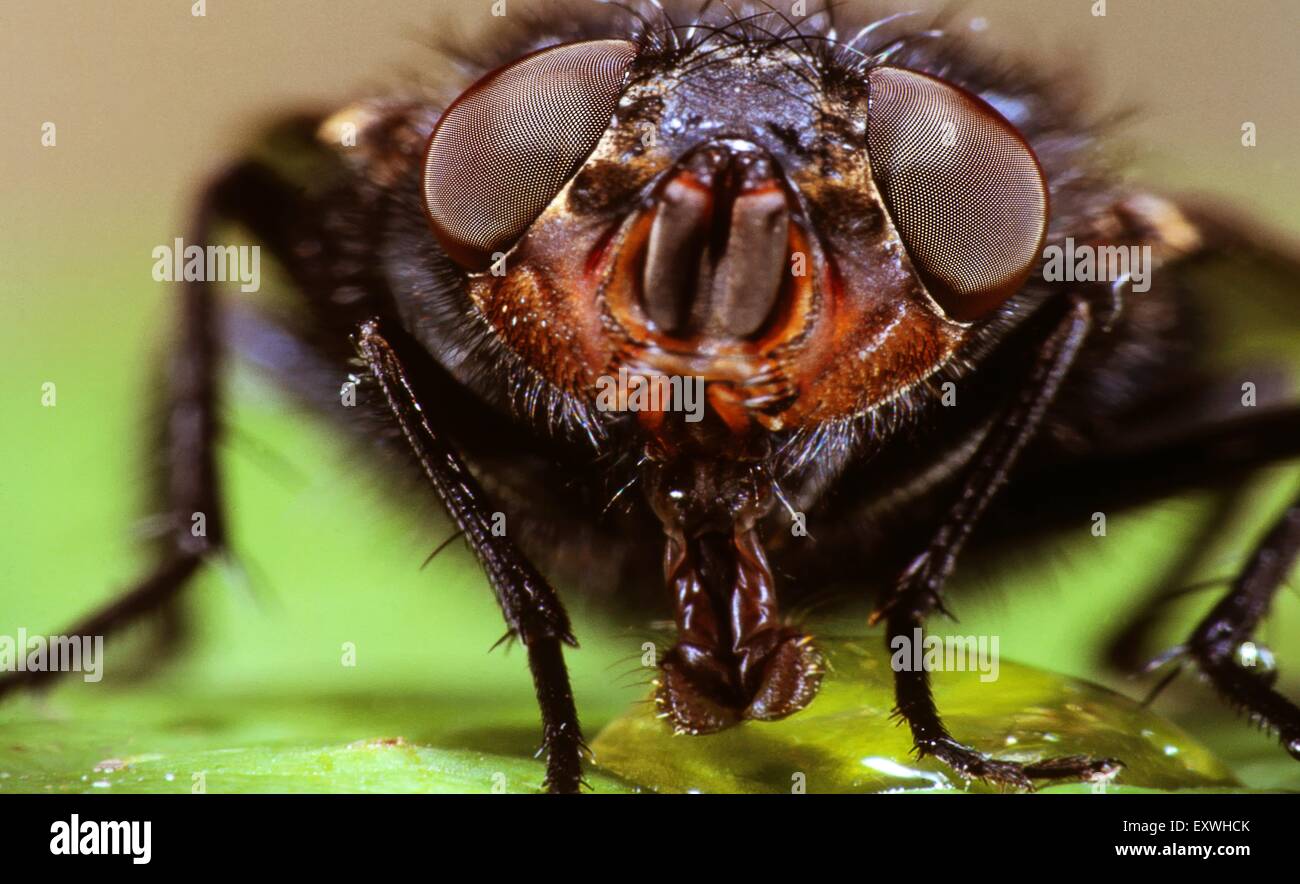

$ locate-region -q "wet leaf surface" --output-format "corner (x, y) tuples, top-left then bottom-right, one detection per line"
(592, 636), (1238, 793)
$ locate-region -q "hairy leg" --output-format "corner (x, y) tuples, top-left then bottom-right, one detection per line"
(354, 321), (585, 793)
(1005, 402), (1300, 748)
(876, 299), (1120, 789)
(993, 402), (1300, 675)
(0, 161), (292, 698)
(1182, 491), (1300, 758)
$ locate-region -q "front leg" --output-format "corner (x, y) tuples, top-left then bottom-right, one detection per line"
(877, 299), (1120, 789)
(354, 321), (585, 793)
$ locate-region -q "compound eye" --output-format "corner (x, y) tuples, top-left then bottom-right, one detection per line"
(423, 39), (637, 270)
(866, 66), (1048, 321)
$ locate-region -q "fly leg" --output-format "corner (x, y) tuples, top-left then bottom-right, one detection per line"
(1177, 491), (1300, 757)
(354, 321), (585, 793)
(0, 161), (296, 700)
(874, 299), (1121, 789)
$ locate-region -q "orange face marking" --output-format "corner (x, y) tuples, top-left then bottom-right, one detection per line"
(461, 64), (975, 448)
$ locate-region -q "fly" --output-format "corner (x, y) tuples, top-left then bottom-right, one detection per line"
(5, 1), (1299, 794)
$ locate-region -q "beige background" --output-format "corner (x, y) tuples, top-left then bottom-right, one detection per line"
(2, 0), (1298, 276)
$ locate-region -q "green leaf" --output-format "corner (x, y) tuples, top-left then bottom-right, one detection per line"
(591, 635), (1237, 793)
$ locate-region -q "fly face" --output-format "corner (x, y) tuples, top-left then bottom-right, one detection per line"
(414, 16), (1055, 732)
(421, 34), (1050, 433)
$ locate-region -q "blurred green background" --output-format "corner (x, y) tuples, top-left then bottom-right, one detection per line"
(1, 1), (1297, 792)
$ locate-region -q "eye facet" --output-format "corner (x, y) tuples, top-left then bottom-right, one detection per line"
(866, 66), (1048, 321)
(423, 39), (638, 270)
